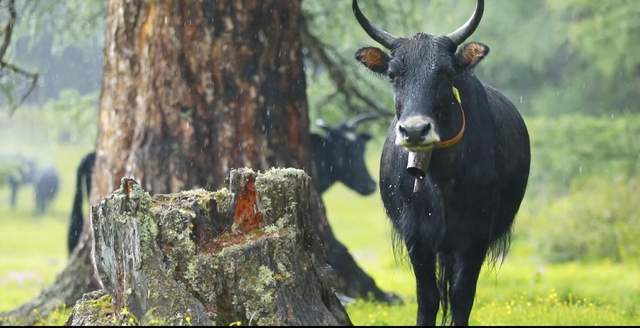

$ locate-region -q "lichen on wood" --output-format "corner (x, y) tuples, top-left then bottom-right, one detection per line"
(68, 168), (351, 326)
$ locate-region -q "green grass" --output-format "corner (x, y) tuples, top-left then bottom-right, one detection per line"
(0, 134), (638, 325)
(324, 181), (640, 325)
(321, 141), (640, 325)
(0, 119), (92, 313)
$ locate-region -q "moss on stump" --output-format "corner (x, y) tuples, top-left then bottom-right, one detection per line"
(67, 168), (351, 326)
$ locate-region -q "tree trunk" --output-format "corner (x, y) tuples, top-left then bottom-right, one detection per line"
(92, 0), (311, 197)
(92, 0), (392, 304)
(67, 169), (350, 326)
(1, 0), (393, 324)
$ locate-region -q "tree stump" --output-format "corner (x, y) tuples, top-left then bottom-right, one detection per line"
(67, 168), (351, 326)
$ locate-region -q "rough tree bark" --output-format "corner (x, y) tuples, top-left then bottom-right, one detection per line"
(92, 0), (311, 195)
(91, 0), (391, 304)
(1, 1), (392, 324)
(66, 169), (350, 325)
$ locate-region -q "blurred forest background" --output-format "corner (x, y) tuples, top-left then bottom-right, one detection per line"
(0, 0), (639, 325)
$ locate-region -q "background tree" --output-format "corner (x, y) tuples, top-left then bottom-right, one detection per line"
(0, 0), (37, 114)
(1, 0), (391, 323)
(7, 0), (640, 119)
(2, 0), (640, 324)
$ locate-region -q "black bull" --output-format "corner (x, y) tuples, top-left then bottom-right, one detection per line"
(353, 0), (530, 325)
(2, 156), (59, 215)
(311, 113), (381, 195)
(68, 117), (379, 253)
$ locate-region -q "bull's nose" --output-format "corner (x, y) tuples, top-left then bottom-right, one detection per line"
(398, 120), (431, 144)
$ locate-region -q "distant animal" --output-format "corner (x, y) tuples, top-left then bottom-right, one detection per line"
(0, 156), (57, 215)
(1, 156), (37, 209)
(311, 113), (380, 195)
(68, 152), (95, 254)
(34, 166), (60, 215)
(353, 0), (531, 325)
(66, 114), (380, 253)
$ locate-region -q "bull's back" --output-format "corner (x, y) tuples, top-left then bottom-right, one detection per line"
(485, 85), (531, 237)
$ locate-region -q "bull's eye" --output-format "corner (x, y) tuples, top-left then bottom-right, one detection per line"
(387, 70), (396, 82)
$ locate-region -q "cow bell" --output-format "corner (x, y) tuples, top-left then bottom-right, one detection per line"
(407, 152), (431, 193)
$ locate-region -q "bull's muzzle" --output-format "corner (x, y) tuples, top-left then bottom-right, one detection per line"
(396, 116), (441, 151)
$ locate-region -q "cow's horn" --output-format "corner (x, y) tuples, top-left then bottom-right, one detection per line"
(345, 113), (383, 129)
(447, 0), (484, 46)
(353, 0), (398, 49)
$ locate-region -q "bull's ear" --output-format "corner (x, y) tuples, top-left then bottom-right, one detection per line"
(355, 47), (390, 74)
(456, 42), (490, 70)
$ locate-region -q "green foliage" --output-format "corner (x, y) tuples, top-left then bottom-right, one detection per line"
(38, 89), (99, 144)
(0, 161), (21, 183)
(517, 114), (640, 263)
(0, 0), (103, 109)
(2, 89), (98, 147)
(5, 0), (638, 121)
(535, 0), (640, 115)
(526, 114), (640, 199)
(14, 0), (105, 53)
(304, 0), (640, 124)
(527, 175), (640, 264)
(547, 0), (640, 78)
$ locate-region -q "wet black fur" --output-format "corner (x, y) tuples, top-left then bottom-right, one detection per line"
(67, 133), (375, 254)
(310, 129), (376, 196)
(360, 34), (530, 325)
(68, 152), (95, 254)
(34, 166), (60, 215)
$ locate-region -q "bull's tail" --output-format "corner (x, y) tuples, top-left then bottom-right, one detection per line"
(436, 252), (454, 325)
(68, 152), (96, 254)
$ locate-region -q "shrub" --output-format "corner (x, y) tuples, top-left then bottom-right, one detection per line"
(526, 115), (640, 202)
(528, 175), (640, 264)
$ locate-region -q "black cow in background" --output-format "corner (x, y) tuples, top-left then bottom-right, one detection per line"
(353, 0), (530, 325)
(2, 156), (59, 215)
(67, 152), (95, 253)
(311, 113), (381, 195)
(67, 115), (380, 253)
(34, 166), (60, 215)
(5, 157), (37, 209)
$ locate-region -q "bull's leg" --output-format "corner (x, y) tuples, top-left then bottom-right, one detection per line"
(35, 190), (45, 215)
(407, 241), (439, 326)
(9, 180), (18, 209)
(449, 248), (486, 326)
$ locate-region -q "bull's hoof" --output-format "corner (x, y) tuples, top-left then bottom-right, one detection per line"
(378, 291), (404, 305)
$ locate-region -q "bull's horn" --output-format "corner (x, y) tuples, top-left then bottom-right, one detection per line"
(315, 119), (334, 131)
(353, 0), (399, 49)
(447, 0), (484, 46)
(345, 113), (383, 129)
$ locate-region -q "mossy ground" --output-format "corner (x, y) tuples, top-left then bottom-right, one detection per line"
(0, 142), (639, 325)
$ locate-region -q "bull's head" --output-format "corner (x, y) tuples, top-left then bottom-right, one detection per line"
(312, 113), (380, 195)
(353, 0), (488, 154)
